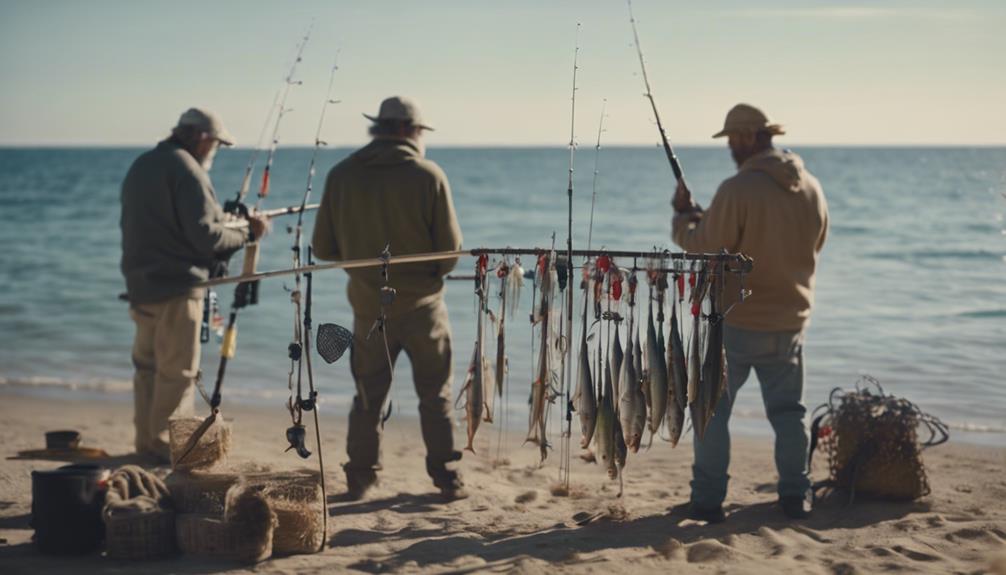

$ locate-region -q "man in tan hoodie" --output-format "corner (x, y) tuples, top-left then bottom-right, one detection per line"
(672, 104), (828, 522)
(312, 96), (465, 501)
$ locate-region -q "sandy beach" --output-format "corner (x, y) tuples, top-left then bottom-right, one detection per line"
(0, 392), (1003, 574)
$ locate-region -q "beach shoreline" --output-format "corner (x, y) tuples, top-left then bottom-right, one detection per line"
(1, 391), (1004, 574)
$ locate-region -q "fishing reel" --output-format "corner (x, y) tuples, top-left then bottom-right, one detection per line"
(285, 424), (312, 459)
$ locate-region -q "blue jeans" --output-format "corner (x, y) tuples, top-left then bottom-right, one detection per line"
(690, 325), (810, 507)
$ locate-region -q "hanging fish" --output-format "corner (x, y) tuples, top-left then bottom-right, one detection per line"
(618, 328), (646, 453)
(574, 269), (597, 450)
(525, 253), (553, 463)
(669, 275), (689, 414)
(482, 348), (496, 424)
(460, 341), (483, 453)
(701, 263), (727, 431)
(610, 324), (624, 402)
(494, 264), (508, 400)
(646, 298), (669, 443)
(574, 337), (596, 449)
(688, 267), (710, 439)
(596, 357), (618, 479)
(507, 259), (524, 319)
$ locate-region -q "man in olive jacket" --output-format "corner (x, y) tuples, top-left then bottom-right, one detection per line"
(672, 104), (828, 522)
(312, 96), (464, 500)
(121, 108), (265, 462)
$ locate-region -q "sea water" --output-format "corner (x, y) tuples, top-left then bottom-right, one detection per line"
(0, 146), (1003, 445)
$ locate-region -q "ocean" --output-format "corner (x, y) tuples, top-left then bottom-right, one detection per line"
(0, 145), (1003, 445)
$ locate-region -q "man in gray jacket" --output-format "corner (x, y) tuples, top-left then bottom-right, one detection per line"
(121, 108), (265, 462)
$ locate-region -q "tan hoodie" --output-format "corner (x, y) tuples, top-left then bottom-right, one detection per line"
(312, 138), (463, 320)
(672, 148), (828, 332)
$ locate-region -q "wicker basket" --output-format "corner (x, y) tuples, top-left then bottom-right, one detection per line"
(168, 417), (231, 471)
(104, 508), (176, 560)
(175, 513), (273, 563)
(165, 471), (241, 515)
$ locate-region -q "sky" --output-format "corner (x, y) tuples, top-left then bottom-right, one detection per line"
(0, 0), (1003, 147)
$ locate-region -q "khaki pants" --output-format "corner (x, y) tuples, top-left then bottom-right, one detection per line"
(129, 293), (202, 457)
(346, 299), (458, 485)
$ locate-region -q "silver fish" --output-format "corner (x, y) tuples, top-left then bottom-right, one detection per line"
(647, 299), (669, 441)
(596, 357), (617, 478)
(610, 326), (624, 402)
(618, 330), (647, 453)
(669, 287), (688, 413)
(575, 332), (597, 449)
(688, 268), (710, 439)
(462, 340), (483, 453)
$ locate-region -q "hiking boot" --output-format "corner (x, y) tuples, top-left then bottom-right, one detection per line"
(686, 502), (726, 524)
(427, 451), (466, 501)
(779, 495), (812, 519)
(440, 484), (470, 502)
(344, 467), (378, 501)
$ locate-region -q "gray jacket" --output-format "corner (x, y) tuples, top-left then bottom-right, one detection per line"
(120, 139), (247, 304)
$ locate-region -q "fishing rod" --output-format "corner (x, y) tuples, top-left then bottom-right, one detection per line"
(232, 91), (280, 209)
(177, 27), (313, 466)
(256, 23), (312, 212)
(586, 99), (606, 255)
(223, 203), (320, 229)
(626, 0), (686, 188)
(196, 248), (754, 289)
(560, 23), (580, 488)
(285, 54), (339, 462)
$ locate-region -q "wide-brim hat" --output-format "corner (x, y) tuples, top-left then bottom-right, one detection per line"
(176, 107), (236, 146)
(712, 103), (785, 138)
(363, 96), (434, 131)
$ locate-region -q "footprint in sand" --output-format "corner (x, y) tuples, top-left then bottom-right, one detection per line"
(656, 537), (685, 559)
(946, 526), (1006, 544)
(514, 490), (537, 504)
(828, 561), (862, 575)
(890, 544), (943, 562)
(686, 540), (739, 563)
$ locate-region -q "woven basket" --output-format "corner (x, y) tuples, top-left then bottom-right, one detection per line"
(247, 470), (324, 555)
(175, 513), (273, 563)
(167, 468), (324, 556)
(168, 417), (231, 471)
(165, 471), (241, 515)
(104, 508), (176, 560)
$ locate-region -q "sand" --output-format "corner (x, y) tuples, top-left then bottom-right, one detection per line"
(1, 392), (1004, 574)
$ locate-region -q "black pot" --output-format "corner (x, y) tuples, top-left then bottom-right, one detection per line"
(30, 464), (108, 555)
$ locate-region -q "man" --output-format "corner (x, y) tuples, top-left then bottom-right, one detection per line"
(121, 108), (266, 462)
(672, 103), (828, 522)
(312, 96), (465, 501)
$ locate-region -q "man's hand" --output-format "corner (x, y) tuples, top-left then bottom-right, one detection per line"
(673, 180), (698, 213)
(247, 215), (268, 241)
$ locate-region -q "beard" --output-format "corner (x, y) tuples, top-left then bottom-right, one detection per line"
(200, 144), (218, 171)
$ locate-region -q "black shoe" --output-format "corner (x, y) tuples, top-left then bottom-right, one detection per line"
(686, 502), (726, 524)
(779, 495), (812, 519)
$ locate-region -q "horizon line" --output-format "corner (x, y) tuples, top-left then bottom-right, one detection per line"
(2, 142), (1005, 150)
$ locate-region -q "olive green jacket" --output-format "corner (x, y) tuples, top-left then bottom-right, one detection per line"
(312, 138), (463, 319)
